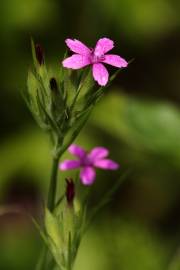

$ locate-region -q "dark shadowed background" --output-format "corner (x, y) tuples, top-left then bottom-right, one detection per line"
(0, 0), (180, 269)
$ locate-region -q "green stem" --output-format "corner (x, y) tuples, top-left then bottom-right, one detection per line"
(47, 156), (60, 211)
(37, 150), (62, 270)
(45, 154), (61, 269)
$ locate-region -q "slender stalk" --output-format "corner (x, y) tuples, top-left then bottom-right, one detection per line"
(44, 154), (61, 269)
(37, 151), (61, 270)
(47, 156), (60, 211)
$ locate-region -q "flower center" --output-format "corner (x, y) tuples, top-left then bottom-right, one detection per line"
(81, 155), (93, 167)
(90, 49), (105, 64)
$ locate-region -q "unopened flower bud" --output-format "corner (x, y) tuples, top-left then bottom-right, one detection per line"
(50, 77), (58, 93)
(35, 44), (44, 65)
(66, 178), (75, 205)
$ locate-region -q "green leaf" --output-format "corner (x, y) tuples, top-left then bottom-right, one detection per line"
(44, 209), (65, 269)
(45, 208), (62, 251)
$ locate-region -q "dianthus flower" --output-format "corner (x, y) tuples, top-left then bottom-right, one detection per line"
(59, 144), (119, 185)
(62, 38), (128, 86)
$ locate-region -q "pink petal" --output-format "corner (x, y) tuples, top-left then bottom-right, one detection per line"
(62, 54), (91, 69)
(94, 38), (114, 57)
(80, 166), (96, 185)
(59, 160), (81, 170)
(92, 63), (109, 86)
(103, 54), (128, 68)
(94, 159), (119, 170)
(68, 144), (86, 159)
(88, 147), (109, 162)
(65, 39), (91, 55)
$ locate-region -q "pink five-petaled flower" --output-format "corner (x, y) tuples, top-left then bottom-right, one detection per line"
(59, 144), (119, 185)
(62, 37), (128, 86)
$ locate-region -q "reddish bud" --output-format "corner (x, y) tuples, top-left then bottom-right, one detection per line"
(66, 178), (75, 205)
(35, 44), (44, 65)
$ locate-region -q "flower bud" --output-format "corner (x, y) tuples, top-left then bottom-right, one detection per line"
(50, 77), (58, 93)
(35, 44), (44, 65)
(66, 178), (75, 205)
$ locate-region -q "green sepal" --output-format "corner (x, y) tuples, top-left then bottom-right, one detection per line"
(31, 38), (39, 69)
(26, 70), (50, 130)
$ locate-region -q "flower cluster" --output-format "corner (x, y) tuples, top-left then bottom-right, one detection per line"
(26, 36), (128, 270)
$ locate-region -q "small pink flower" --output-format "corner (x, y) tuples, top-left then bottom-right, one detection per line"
(62, 38), (128, 86)
(59, 144), (119, 185)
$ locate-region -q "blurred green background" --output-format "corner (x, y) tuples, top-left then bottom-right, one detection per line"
(1, 0), (180, 269)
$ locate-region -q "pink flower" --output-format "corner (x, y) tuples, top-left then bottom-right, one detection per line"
(59, 144), (119, 185)
(62, 38), (128, 86)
